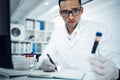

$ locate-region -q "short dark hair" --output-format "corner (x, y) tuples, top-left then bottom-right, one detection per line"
(58, 0), (81, 7)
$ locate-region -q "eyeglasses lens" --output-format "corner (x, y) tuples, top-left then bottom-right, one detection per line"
(61, 8), (80, 17)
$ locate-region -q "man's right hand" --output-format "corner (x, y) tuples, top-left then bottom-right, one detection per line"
(41, 59), (56, 72)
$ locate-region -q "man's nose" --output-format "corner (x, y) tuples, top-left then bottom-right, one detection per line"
(69, 13), (74, 19)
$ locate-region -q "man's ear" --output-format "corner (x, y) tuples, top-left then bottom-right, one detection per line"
(80, 7), (84, 15)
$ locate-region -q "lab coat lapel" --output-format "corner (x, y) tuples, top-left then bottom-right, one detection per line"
(70, 20), (86, 48)
(62, 27), (71, 47)
(70, 33), (81, 48)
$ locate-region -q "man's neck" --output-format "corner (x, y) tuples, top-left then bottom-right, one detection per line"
(66, 24), (78, 35)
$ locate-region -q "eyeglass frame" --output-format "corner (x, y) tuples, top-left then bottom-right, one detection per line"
(60, 7), (82, 18)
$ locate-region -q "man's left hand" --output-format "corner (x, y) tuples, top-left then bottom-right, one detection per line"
(88, 54), (119, 80)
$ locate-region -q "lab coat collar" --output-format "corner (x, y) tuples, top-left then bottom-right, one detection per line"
(63, 19), (86, 37)
(62, 19), (87, 48)
(78, 19), (87, 34)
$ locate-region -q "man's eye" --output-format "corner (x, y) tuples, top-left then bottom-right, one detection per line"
(62, 10), (69, 14)
(72, 8), (79, 12)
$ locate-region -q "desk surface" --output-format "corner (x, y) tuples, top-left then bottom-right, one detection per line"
(0, 68), (97, 80)
(7, 72), (96, 80)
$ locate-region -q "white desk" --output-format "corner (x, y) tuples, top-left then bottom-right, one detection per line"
(0, 69), (97, 80)
(4, 72), (96, 80)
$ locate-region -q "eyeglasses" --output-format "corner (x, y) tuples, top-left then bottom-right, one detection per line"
(60, 8), (81, 18)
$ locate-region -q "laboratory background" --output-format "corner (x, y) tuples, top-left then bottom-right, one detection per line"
(10, 0), (120, 69)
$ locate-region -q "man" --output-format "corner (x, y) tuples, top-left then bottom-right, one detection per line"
(39, 0), (120, 80)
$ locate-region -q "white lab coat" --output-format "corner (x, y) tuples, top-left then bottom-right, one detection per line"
(39, 19), (120, 71)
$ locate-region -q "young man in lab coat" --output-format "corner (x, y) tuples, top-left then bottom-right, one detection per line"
(39, 0), (120, 79)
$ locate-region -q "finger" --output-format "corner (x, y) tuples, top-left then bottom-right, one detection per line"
(41, 59), (55, 72)
(45, 64), (55, 72)
(88, 57), (105, 69)
(96, 56), (106, 63)
(42, 63), (55, 72)
(90, 64), (106, 76)
(89, 54), (106, 63)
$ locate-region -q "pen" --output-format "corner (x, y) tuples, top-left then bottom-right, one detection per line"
(47, 53), (58, 70)
(91, 32), (102, 54)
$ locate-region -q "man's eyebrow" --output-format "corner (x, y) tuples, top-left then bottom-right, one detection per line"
(61, 7), (79, 10)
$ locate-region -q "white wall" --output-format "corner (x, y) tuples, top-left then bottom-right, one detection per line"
(82, 0), (120, 45)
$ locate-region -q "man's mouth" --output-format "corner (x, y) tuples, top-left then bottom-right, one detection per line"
(68, 21), (74, 24)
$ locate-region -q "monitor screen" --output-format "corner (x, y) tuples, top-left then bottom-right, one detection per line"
(0, 0), (13, 69)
